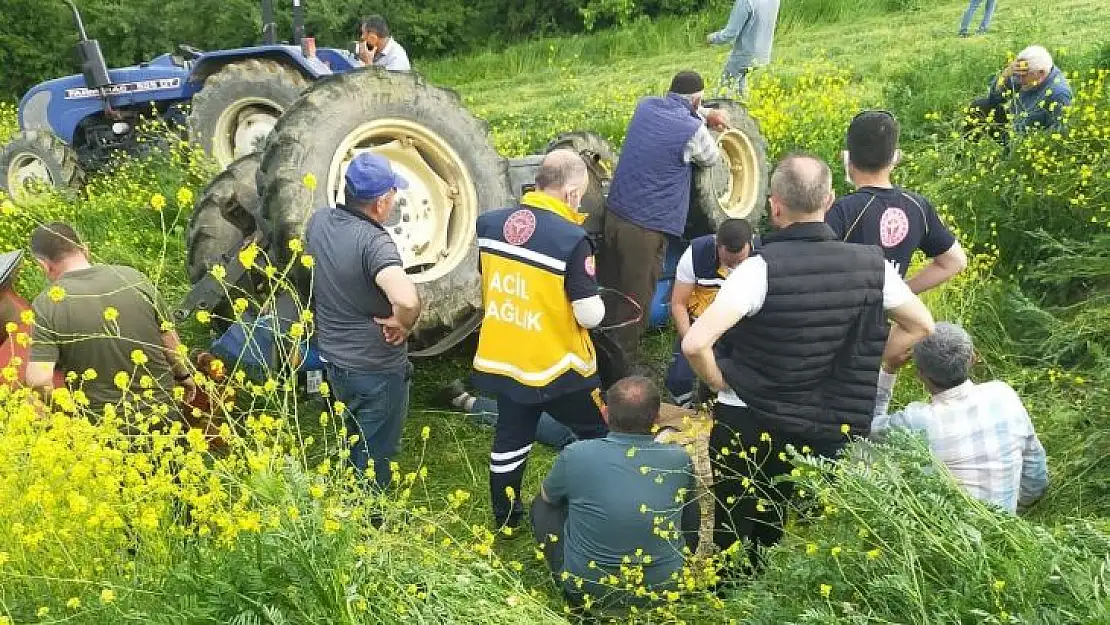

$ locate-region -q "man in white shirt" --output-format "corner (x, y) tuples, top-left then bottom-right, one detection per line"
(665, 218), (755, 406)
(356, 15), (411, 72)
(682, 153), (935, 571)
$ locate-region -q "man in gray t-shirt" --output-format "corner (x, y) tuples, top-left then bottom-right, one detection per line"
(532, 376), (698, 609)
(305, 152), (421, 488)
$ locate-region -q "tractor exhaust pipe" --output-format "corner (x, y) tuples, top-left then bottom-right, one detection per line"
(292, 0), (305, 46)
(261, 0), (277, 45)
(61, 0), (91, 41)
(60, 0), (112, 93)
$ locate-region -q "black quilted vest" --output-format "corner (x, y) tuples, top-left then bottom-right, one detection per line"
(718, 222), (888, 441)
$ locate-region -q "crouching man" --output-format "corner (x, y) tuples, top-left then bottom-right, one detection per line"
(665, 218), (756, 406)
(532, 376), (699, 610)
(871, 322), (1049, 513)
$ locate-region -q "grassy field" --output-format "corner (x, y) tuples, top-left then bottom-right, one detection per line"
(3, 0), (1110, 621)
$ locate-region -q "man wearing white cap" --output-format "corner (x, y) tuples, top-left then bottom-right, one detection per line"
(305, 152), (422, 489)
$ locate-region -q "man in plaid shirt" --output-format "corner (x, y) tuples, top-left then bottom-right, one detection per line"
(872, 322), (1049, 513)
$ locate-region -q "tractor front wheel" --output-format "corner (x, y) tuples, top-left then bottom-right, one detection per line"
(544, 130), (616, 237)
(188, 59), (309, 170)
(0, 131), (85, 202)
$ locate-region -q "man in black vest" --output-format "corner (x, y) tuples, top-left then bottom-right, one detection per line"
(682, 153), (935, 570)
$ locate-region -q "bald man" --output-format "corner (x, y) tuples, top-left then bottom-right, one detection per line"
(682, 153), (935, 569)
(472, 149), (609, 528)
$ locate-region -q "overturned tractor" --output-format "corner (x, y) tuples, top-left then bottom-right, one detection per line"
(180, 69), (769, 357)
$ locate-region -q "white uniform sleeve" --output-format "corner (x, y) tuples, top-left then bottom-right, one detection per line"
(675, 248), (696, 284)
(882, 261), (914, 310)
(712, 255), (768, 318)
(572, 295), (605, 330)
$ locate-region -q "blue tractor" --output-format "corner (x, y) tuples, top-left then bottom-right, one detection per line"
(0, 0), (358, 200)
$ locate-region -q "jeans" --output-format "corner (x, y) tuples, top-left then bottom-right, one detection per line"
(720, 63), (751, 98)
(326, 363), (411, 489)
(959, 0), (996, 34)
(469, 397), (577, 449)
(664, 335), (696, 405)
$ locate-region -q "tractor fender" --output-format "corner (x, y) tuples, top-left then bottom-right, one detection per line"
(187, 46), (333, 88)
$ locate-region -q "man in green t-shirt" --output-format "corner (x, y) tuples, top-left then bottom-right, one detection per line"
(24, 222), (194, 421)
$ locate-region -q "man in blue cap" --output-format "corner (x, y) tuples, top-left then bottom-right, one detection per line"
(305, 152), (422, 490)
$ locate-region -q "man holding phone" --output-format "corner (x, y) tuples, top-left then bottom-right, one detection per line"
(355, 15), (411, 72)
(966, 45), (1071, 140)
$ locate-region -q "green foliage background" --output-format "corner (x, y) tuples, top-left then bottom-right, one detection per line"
(3, 0), (1110, 621)
(0, 0), (938, 101)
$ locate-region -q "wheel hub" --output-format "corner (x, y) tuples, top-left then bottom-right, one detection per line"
(213, 98), (283, 166)
(6, 153), (53, 200)
(715, 128), (762, 220)
(327, 119), (477, 285)
(232, 109), (279, 160)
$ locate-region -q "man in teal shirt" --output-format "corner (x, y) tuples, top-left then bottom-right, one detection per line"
(532, 376), (698, 609)
(707, 0), (781, 97)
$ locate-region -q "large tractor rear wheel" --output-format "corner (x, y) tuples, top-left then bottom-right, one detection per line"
(188, 60), (309, 170)
(687, 99), (769, 237)
(544, 130), (616, 237)
(0, 130), (85, 202)
(259, 68), (512, 356)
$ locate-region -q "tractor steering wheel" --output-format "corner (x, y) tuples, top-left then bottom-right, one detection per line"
(178, 44), (204, 59)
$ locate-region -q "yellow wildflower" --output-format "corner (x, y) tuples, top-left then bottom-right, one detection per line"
(130, 349), (149, 366)
(176, 187), (194, 206)
(150, 193), (167, 211)
(48, 285), (66, 302)
(238, 243), (260, 268)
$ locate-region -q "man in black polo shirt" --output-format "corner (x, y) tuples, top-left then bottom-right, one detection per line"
(827, 110), (967, 293)
(682, 153), (935, 572)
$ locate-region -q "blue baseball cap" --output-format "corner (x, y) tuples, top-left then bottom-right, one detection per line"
(344, 152), (409, 201)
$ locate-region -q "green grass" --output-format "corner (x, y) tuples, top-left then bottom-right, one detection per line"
(4, 0), (1110, 620)
(426, 0), (1109, 155)
(412, 0), (1110, 610)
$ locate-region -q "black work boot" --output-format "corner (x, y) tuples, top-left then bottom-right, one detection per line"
(438, 378), (469, 409)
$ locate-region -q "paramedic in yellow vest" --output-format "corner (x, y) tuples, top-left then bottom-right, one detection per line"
(665, 219), (756, 406)
(473, 150), (609, 528)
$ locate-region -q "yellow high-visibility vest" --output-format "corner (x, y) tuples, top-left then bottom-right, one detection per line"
(473, 192), (598, 399)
